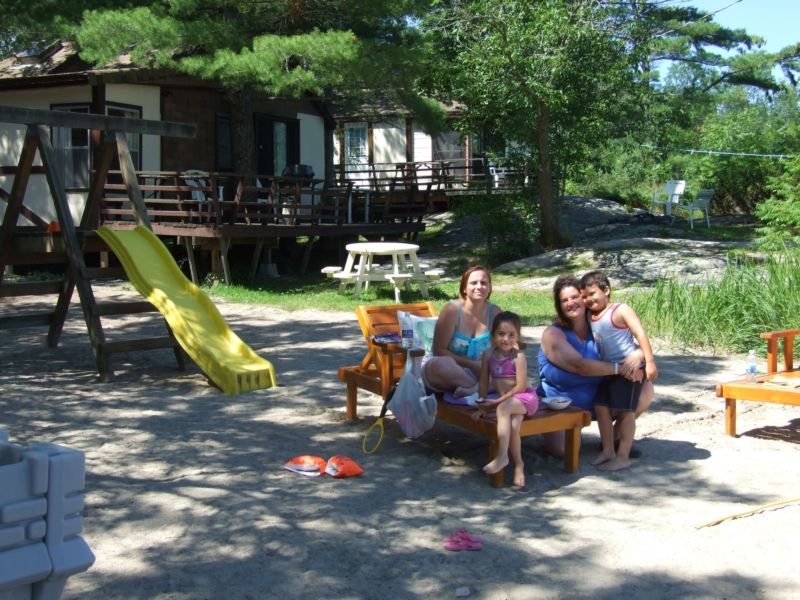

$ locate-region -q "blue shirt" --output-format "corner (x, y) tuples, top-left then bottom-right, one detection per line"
(447, 301), (497, 361)
(537, 324), (603, 411)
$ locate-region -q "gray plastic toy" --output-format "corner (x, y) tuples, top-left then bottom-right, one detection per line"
(0, 430), (94, 600)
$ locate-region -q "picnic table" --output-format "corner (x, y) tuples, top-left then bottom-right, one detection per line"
(322, 241), (442, 302)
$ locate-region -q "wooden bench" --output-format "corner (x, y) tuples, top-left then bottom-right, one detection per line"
(321, 266), (342, 277)
(339, 302), (592, 486)
(716, 328), (800, 436)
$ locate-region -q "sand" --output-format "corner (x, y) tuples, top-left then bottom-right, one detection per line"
(1, 283), (798, 599)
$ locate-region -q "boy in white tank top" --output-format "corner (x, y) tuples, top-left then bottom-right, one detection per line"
(580, 270), (658, 471)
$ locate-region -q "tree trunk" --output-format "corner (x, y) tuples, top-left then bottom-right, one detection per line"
(226, 85), (255, 176)
(536, 100), (559, 248)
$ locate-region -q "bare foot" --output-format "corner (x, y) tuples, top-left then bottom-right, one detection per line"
(591, 452), (615, 466)
(513, 464), (525, 487)
(598, 456), (632, 471)
(454, 384), (478, 398)
(483, 454), (509, 475)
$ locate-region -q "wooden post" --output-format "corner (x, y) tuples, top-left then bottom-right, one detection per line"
(35, 124), (112, 378)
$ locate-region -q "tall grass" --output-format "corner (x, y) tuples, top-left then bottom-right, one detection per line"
(627, 250), (800, 353)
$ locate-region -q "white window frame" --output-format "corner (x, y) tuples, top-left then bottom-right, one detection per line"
(51, 102), (142, 189)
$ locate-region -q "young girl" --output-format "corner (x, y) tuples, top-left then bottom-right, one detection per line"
(472, 311), (539, 487)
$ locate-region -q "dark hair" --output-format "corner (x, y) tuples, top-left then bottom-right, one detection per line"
(459, 265), (492, 300)
(552, 274), (582, 330)
(491, 310), (522, 338)
(579, 270), (611, 292)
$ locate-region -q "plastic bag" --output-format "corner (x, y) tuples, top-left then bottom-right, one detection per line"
(396, 310), (438, 353)
(387, 353), (437, 438)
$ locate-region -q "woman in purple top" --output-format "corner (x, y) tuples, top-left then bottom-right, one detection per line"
(537, 275), (648, 457)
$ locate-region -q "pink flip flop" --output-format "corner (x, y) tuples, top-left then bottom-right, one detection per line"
(443, 530), (483, 551)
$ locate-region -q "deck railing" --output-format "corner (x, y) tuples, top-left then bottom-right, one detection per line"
(99, 170), (440, 228)
(332, 158), (530, 193)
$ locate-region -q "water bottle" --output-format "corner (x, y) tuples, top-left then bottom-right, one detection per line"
(745, 349), (757, 383)
(401, 313), (414, 348)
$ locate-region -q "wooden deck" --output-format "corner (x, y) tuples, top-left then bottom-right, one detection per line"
(95, 171), (433, 283)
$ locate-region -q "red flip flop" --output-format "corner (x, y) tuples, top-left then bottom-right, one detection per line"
(443, 530), (483, 551)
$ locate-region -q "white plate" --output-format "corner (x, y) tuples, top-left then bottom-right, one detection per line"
(543, 396), (572, 410)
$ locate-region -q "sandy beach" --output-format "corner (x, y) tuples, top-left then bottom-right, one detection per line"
(1, 283), (798, 599)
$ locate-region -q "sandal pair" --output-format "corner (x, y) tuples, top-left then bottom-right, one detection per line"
(443, 530), (482, 551)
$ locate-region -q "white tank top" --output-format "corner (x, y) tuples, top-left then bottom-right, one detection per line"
(589, 303), (637, 362)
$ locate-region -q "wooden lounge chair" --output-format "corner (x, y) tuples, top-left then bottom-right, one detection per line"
(716, 328), (800, 436)
(339, 302), (437, 418)
(339, 302), (592, 486)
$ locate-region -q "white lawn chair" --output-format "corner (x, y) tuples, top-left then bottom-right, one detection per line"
(673, 188), (713, 229)
(651, 179), (686, 217)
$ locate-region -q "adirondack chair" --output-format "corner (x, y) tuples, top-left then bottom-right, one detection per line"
(673, 188), (713, 229)
(716, 328), (800, 436)
(651, 179), (686, 217)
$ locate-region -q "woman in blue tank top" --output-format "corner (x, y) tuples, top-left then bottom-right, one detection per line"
(537, 275), (645, 457)
(421, 266), (501, 395)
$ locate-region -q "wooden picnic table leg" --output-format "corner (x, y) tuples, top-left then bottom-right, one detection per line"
(358, 252), (372, 292)
(408, 250), (429, 298)
(340, 251), (356, 294)
(725, 398), (737, 436)
(391, 253), (402, 303)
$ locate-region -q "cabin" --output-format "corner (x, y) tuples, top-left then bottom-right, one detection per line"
(0, 42), (332, 225)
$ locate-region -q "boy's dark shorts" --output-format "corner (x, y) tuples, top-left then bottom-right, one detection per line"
(594, 374), (642, 413)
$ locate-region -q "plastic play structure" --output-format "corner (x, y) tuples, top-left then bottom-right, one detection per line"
(97, 225), (275, 394)
(0, 429), (94, 599)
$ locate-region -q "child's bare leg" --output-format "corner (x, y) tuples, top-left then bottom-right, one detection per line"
(592, 405), (616, 466)
(510, 414), (525, 487)
(453, 383), (478, 398)
(613, 380), (653, 438)
(600, 412), (634, 471)
(483, 399), (526, 475)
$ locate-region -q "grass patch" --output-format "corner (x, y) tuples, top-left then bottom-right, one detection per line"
(666, 220), (760, 242)
(206, 272), (556, 326)
(626, 249), (800, 354)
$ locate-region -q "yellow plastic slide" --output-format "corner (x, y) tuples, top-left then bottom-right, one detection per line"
(97, 225), (276, 395)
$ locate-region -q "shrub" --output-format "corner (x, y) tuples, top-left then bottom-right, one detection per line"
(453, 191), (538, 264)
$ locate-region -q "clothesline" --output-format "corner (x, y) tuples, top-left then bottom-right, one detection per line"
(641, 144), (792, 160)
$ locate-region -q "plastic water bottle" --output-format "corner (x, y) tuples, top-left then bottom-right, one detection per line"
(401, 314), (414, 348)
(745, 349), (757, 383)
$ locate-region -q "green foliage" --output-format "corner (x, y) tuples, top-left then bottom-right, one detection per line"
(568, 138), (662, 208)
(424, 0), (633, 247)
(755, 155), (800, 249)
(71, 2), (435, 106)
(453, 192), (538, 264)
(626, 250), (800, 353)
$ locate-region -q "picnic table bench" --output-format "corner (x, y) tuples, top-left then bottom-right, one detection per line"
(338, 302), (592, 486)
(716, 328), (800, 435)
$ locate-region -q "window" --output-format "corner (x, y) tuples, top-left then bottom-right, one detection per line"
(106, 103), (141, 171)
(51, 102), (142, 189)
(344, 123), (368, 165)
(215, 113), (233, 171)
(51, 104), (89, 189)
(433, 131), (466, 162)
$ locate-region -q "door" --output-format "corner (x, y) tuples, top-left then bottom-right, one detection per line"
(255, 114), (299, 176)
